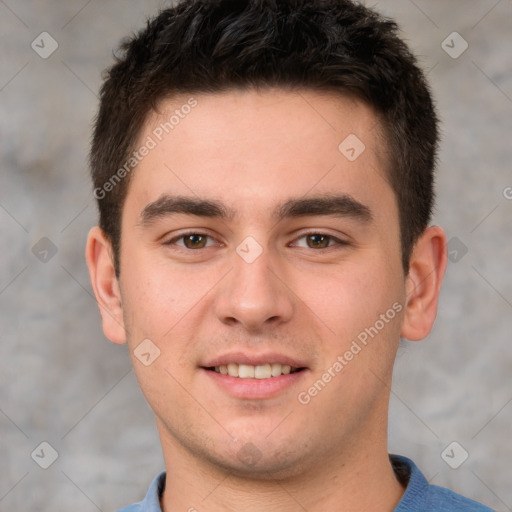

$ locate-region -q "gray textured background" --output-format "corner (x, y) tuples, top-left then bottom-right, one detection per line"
(1, 1), (511, 511)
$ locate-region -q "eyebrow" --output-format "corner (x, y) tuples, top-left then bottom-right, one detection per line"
(139, 193), (373, 226)
(276, 194), (372, 222)
(140, 196), (235, 225)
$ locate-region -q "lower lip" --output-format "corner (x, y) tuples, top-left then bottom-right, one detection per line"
(202, 368), (308, 400)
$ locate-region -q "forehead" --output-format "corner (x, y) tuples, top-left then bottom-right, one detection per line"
(125, 88), (393, 221)
(149, 88), (382, 148)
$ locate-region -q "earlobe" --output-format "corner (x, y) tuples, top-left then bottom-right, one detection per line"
(85, 226), (127, 344)
(401, 226), (447, 342)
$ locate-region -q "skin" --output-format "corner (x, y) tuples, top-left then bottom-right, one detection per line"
(86, 88), (447, 512)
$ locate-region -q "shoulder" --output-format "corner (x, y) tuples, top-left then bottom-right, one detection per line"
(115, 471), (166, 512)
(391, 455), (495, 512)
(425, 483), (495, 511)
(116, 505), (140, 512)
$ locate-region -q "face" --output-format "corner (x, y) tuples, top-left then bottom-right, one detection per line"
(94, 89), (413, 479)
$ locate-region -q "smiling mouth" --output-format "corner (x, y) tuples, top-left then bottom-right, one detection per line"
(203, 363), (306, 379)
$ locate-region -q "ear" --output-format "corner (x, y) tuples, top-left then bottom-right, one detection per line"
(85, 226), (127, 344)
(401, 226), (447, 341)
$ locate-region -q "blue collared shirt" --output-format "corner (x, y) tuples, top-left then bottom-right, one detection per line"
(117, 454), (494, 511)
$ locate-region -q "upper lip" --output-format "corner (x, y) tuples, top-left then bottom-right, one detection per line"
(202, 352), (308, 369)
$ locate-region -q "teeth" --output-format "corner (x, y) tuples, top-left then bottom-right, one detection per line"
(214, 363), (298, 379)
(227, 363), (239, 377)
(281, 365), (291, 375)
(271, 363), (282, 377)
(255, 364), (271, 379)
(238, 364), (255, 378)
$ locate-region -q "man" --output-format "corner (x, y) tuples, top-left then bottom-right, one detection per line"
(85, 1), (494, 510)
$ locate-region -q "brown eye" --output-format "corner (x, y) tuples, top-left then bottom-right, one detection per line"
(183, 234), (208, 249)
(291, 232), (346, 250)
(306, 234), (331, 249)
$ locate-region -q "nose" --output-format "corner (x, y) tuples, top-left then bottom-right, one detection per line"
(212, 243), (294, 332)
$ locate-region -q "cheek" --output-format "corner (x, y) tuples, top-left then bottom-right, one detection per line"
(119, 250), (220, 342)
(292, 257), (400, 339)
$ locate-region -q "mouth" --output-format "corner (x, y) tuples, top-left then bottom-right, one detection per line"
(201, 364), (309, 400)
(200, 353), (310, 399)
(203, 363), (307, 379)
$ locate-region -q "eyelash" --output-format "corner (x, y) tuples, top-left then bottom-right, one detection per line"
(292, 233), (348, 249)
(165, 232), (219, 249)
(165, 231), (348, 250)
